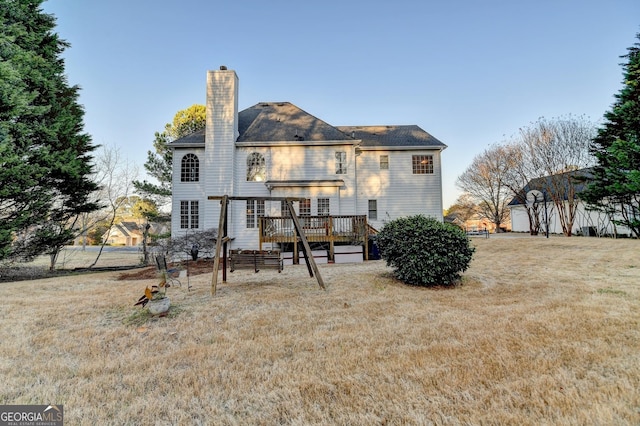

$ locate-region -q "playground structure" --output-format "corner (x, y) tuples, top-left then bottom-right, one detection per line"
(209, 197), (359, 295)
(208, 196), (372, 295)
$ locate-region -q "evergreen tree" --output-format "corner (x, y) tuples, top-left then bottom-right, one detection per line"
(0, 0), (100, 263)
(134, 104), (205, 206)
(583, 32), (640, 237)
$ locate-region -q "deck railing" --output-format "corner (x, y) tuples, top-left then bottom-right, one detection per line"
(258, 215), (371, 262)
(259, 215), (368, 243)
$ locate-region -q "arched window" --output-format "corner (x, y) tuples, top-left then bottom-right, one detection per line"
(246, 152), (266, 182)
(181, 154), (199, 182)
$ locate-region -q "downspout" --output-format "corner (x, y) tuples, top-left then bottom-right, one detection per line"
(354, 143), (362, 214)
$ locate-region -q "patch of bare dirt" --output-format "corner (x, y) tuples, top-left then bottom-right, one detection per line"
(117, 258), (215, 280)
(0, 264), (144, 283)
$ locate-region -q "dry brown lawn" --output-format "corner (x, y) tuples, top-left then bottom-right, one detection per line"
(1, 236), (639, 425)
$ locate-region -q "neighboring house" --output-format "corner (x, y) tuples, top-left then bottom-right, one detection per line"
(463, 213), (499, 234)
(102, 221), (143, 246)
(444, 212), (508, 234)
(443, 212), (465, 229)
(101, 221), (169, 246)
(508, 168), (631, 236)
(169, 67), (447, 252)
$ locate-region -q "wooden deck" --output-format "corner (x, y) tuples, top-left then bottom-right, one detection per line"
(258, 215), (371, 261)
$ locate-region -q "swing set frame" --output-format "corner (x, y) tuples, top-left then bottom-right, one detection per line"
(208, 195), (326, 295)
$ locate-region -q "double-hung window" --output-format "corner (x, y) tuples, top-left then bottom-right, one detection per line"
(380, 155), (389, 170)
(299, 199), (311, 227)
(299, 199), (311, 217)
(280, 200), (291, 217)
(246, 200), (265, 228)
(180, 201), (199, 229)
(368, 200), (378, 220)
(335, 151), (347, 174)
(318, 198), (330, 216)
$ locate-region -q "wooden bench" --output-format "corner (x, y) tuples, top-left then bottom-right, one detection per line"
(466, 229), (489, 238)
(229, 250), (283, 273)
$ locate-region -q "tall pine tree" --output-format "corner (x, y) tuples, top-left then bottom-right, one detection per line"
(0, 0), (100, 264)
(583, 32), (640, 238)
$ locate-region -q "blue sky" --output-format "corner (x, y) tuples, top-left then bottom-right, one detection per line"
(42, 0), (639, 208)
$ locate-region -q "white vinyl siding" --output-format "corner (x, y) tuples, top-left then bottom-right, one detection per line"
(237, 145), (356, 213)
(172, 145), (442, 251)
(356, 150), (443, 228)
(171, 148), (207, 238)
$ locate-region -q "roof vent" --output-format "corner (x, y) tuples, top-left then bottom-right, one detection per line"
(219, 65), (227, 70)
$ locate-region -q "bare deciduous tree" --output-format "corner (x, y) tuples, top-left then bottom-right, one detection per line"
(445, 194), (478, 224)
(155, 228), (218, 261)
(519, 116), (595, 236)
(456, 145), (512, 232)
(501, 142), (546, 235)
(89, 145), (139, 268)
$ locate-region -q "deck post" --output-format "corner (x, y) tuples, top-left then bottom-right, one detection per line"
(364, 220), (369, 261)
(328, 216), (335, 262)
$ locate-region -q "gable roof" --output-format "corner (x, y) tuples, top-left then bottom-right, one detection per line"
(120, 222), (140, 232)
(336, 125), (446, 149)
(101, 221), (142, 239)
(171, 128), (205, 146)
(508, 168), (594, 206)
(168, 101), (446, 149)
(238, 102), (352, 142)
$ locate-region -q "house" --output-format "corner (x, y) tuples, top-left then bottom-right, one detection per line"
(169, 67), (447, 254)
(444, 211), (509, 234)
(462, 213), (500, 234)
(102, 222), (143, 246)
(100, 221), (169, 246)
(508, 168), (631, 237)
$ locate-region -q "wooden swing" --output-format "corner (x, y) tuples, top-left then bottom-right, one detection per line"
(208, 195), (326, 295)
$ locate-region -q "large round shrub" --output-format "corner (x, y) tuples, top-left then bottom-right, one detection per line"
(375, 215), (475, 286)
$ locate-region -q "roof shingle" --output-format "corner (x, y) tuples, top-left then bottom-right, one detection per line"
(336, 125), (446, 148)
(168, 102), (446, 149)
(238, 102), (352, 142)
